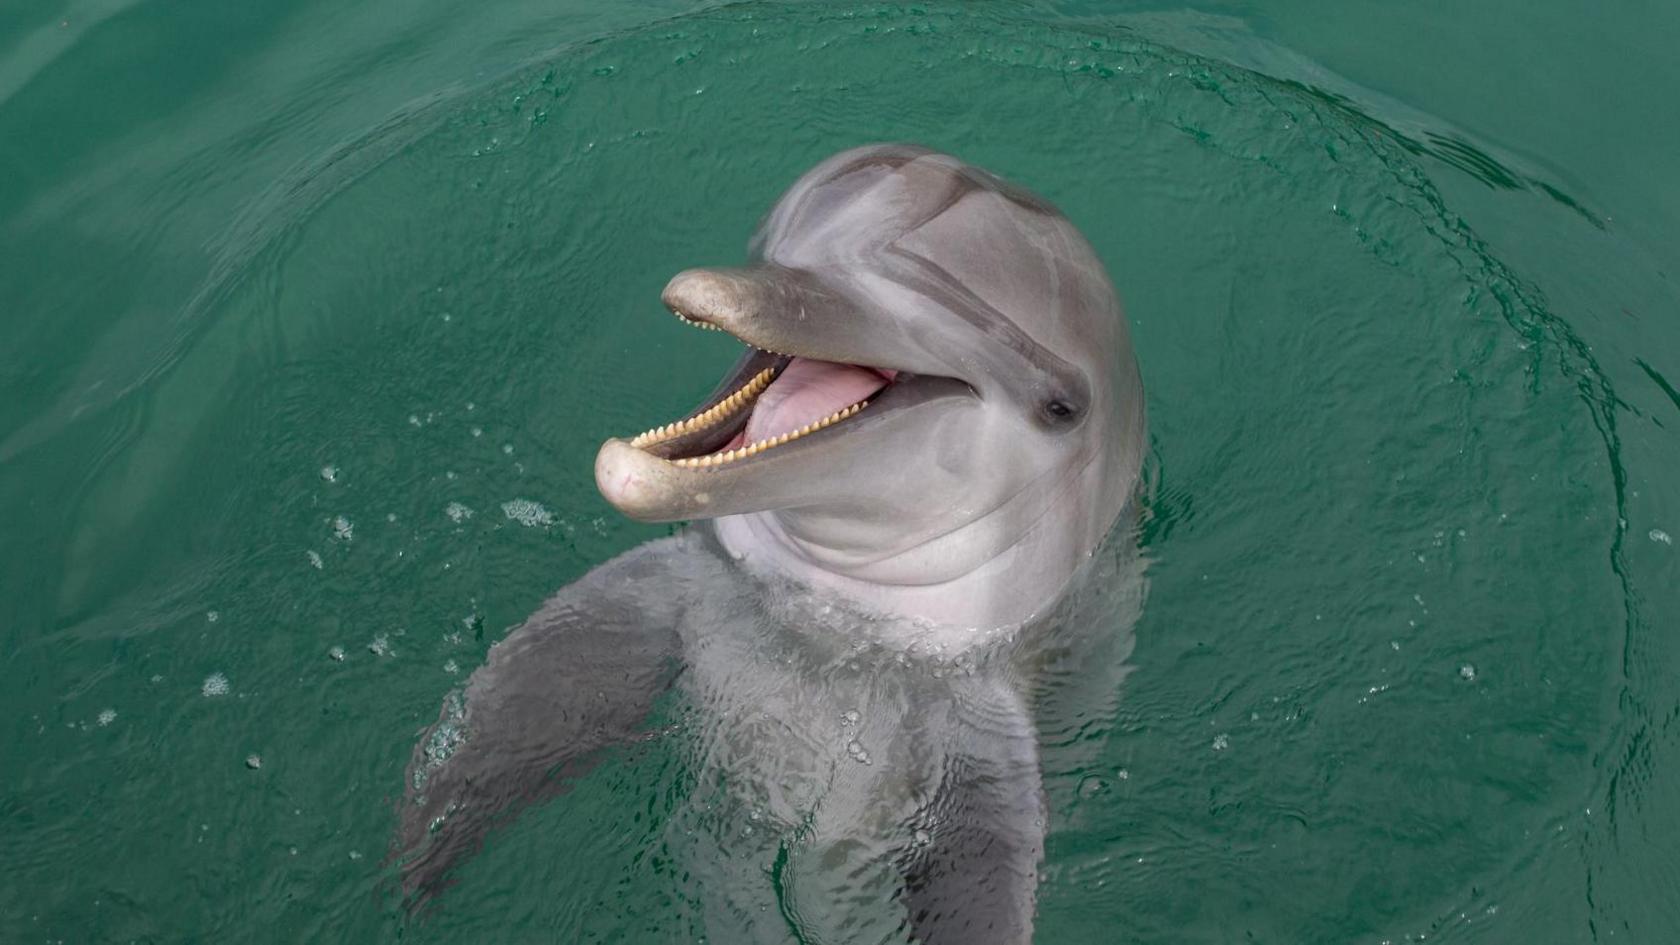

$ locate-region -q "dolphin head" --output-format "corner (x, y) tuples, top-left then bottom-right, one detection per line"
(596, 145), (1145, 627)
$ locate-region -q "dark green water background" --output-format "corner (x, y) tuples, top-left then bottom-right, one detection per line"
(3, 2), (1678, 942)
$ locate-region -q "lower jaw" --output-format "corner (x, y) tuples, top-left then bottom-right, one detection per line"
(625, 351), (891, 470)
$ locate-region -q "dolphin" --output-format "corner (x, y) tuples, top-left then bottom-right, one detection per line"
(396, 144), (1147, 944)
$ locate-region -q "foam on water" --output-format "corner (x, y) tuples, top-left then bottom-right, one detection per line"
(501, 498), (554, 528)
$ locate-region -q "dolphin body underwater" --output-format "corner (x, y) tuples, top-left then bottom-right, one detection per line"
(396, 144), (1149, 943)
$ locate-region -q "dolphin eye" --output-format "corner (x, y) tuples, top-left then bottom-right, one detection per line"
(1043, 399), (1079, 424)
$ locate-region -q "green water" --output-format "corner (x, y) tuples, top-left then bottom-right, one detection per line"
(4, 2), (1679, 941)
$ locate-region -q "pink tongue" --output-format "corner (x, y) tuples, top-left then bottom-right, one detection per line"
(741, 357), (889, 446)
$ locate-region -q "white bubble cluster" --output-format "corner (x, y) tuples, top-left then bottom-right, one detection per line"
(202, 673), (230, 697)
(501, 499), (554, 528)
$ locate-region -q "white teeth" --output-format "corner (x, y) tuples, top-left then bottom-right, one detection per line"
(628, 368), (775, 448)
(671, 307), (724, 331)
(627, 310), (865, 467)
(670, 400), (868, 468)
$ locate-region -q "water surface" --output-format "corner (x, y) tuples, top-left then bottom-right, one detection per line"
(3, 2), (1679, 941)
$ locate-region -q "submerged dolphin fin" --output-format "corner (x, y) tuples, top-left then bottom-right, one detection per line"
(899, 681), (1045, 945)
(394, 534), (694, 903)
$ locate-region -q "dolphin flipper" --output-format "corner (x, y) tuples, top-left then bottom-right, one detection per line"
(900, 684), (1045, 945)
(395, 534), (696, 901)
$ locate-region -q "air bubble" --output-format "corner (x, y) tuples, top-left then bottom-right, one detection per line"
(501, 499), (554, 528)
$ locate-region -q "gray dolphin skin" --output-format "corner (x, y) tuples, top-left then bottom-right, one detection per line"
(397, 144), (1148, 944)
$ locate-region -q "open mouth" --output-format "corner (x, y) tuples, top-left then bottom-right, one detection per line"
(622, 306), (897, 468)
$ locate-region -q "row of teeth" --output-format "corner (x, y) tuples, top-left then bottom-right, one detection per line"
(650, 305), (865, 467)
(671, 401), (868, 468)
(672, 307), (787, 355)
(671, 307), (726, 332)
(628, 368), (776, 448)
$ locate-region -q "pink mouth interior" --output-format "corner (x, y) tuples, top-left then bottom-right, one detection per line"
(719, 357), (893, 452)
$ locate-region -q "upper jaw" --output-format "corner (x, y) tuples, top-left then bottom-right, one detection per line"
(659, 265), (961, 382)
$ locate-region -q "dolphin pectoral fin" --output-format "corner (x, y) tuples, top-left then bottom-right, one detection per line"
(394, 535), (695, 904)
(899, 694), (1045, 945)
